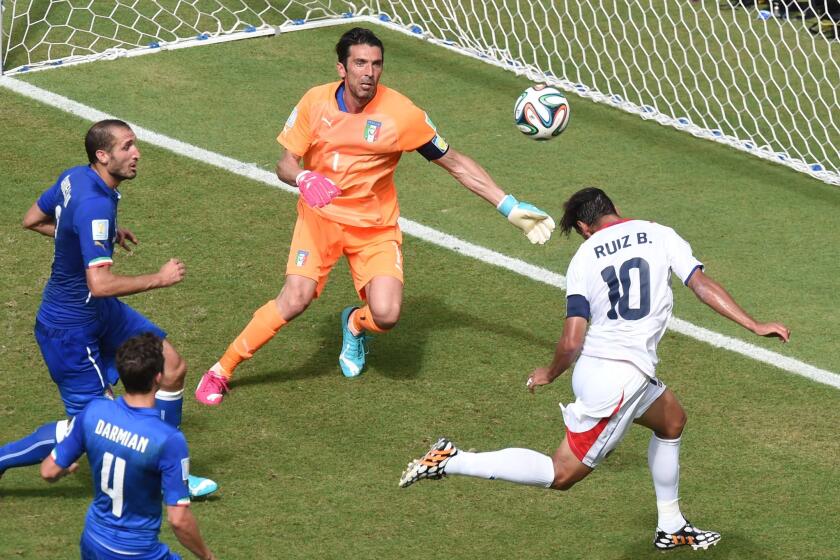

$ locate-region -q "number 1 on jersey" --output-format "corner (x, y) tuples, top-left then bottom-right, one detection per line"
(600, 257), (651, 320)
(101, 452), (126, 517)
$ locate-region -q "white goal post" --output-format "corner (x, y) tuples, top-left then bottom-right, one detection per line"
(2, 1), (839, 186)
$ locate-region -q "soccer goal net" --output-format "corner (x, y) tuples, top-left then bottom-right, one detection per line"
(2, 1), (839, 186)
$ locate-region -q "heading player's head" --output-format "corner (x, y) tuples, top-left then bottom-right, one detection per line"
(116, 333), (165, 395)
(560, 187), (619, 239)
(336, 27), (384, 106)
(85, 119), (140, 186)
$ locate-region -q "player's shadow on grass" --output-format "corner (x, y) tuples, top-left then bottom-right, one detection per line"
(0, 481), (89, 499)
(231, 294), (552, 387)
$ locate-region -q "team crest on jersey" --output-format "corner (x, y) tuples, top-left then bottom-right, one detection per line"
(91, 219), (109, 241)
(364, 120), (382, 143)
(295, 249), (309, 267)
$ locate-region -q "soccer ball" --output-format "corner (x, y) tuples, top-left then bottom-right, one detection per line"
(513, 84), (570, 140)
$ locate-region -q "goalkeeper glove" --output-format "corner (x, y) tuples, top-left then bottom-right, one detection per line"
(296, 170), (341, 208)
(497, 194), (556, 245)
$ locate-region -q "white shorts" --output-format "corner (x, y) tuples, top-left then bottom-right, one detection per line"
(561, 355), (666, 468)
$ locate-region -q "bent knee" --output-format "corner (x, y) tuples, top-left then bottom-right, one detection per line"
(550, 472), (580, 491)
(369, 304), (401, 331)
(660, 409), (687, 440)
(278, 288), (315, 319)
(161, 353), (187, 389)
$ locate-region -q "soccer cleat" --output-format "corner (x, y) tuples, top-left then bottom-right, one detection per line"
(187, 475), (218, 498)
(339, 306), (368, 378)
(654, 521), (721, 551)
(399, 437), (458, 488)
(195, 368), (230, 406)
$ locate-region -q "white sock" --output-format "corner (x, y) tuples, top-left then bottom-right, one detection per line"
(445, 448), (554, 488)
(648, 434), (687, 533)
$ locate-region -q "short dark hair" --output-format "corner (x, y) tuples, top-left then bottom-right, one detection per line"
(560, 187), (618, 235)
(336, 27), (384, 67)
(85, 119), (131, 164)
(116, 333), (164, 394)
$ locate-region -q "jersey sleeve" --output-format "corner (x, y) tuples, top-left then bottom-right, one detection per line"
(74, 197), (114, 269)
(565, 253), (591, 318)
(664, 227), (704, 285)
(159, 431), (191, 506)
(51, 413), (85, 468)
(397, 105), (439, 153)
(36, 177), (64, 216)
(277, 94), (313, 157)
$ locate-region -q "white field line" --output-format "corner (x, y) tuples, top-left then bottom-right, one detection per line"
(3, 76), (838, 391)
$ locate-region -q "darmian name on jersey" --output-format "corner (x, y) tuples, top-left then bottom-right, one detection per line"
(594, 232), (649, 259)
(94, 419), (149, 453)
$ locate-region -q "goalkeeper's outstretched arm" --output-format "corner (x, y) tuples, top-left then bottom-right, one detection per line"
(433, 148), (556, 244)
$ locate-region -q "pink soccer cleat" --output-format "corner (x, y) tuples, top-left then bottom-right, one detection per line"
(195, 368), (230, 406)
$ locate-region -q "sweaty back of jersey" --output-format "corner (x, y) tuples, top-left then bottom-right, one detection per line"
(565, 220), (703, 375)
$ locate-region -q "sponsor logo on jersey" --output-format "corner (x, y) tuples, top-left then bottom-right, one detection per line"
(94, 241), (106, 249)
(295, 249), (309, 267)
(364, 120), (382, 143)
(432, 134), (448, 152)
(285, 106), (298, 130)
(91, 219), (109, 241)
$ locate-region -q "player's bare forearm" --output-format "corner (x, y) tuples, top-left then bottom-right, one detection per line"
(86, 259), (185, 298)
(433, 148), (505, 206)
(40, 454), (78, 482)
(276, 149), (304, 186)
(687, 270), (790, 341)
(528, 316), (587, 392)
(168, 505), (215, 560)
(22, 202), (56, 237)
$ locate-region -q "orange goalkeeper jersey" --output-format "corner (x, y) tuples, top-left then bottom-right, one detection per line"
(278, 81), (440, 227)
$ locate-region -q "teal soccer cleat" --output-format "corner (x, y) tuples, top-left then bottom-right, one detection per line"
(188, 475), (218, 498)
(339, 306), (367, 378)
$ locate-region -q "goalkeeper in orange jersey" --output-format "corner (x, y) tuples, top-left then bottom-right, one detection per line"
(196, 27), (555, 404)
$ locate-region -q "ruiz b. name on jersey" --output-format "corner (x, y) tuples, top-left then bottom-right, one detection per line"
(593, 231), (650, 259)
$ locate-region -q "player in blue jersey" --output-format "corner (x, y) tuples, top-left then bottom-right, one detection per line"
(42, 333), (216, 560)
(0, 119), (215, 497)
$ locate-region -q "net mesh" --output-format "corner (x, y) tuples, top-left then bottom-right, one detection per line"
(2, 0), (838, 184)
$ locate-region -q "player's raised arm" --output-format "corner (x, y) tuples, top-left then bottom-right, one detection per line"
(86, 258), (185, 298)
(433, 148), (556, 244)
(686, 269), (790, 341)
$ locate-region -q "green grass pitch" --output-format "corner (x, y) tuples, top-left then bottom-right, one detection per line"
(1, 24), (839, 560)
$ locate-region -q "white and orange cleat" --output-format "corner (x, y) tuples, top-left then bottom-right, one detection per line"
(195, 365), (230, 406)
(399, 437), (458, 488)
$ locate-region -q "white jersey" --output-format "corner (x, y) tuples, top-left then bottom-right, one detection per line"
(565, 220), (703, 376)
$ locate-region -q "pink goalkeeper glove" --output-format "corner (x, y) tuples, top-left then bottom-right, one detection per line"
(296, 170), (340, 208)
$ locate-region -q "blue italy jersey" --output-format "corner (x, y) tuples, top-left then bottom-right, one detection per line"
(36, 165), (120, 327)
(52, 397), (191, 556)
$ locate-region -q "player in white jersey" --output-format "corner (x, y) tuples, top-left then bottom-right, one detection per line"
(399, 187), (790, 551)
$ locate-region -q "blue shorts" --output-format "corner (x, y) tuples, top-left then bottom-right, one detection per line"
(81, 531), (180, 560)
(36, 298), (166, 417)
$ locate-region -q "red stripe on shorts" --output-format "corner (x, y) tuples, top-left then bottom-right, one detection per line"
(566, 393), (624, 462)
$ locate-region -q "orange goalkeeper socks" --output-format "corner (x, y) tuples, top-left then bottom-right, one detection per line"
(218, 300), (287, 377)
(350, 305), (388, 334)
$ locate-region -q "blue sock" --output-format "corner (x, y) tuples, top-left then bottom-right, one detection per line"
(155, 389), (184, 429)
(0, 421), (63, 472)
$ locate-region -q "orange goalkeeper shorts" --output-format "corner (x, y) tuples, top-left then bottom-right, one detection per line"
(285, 201), (404, 299)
